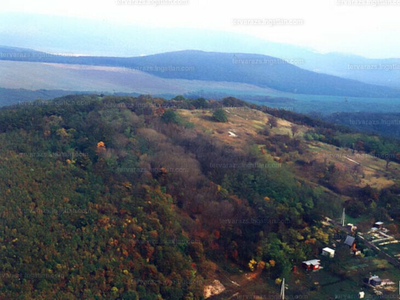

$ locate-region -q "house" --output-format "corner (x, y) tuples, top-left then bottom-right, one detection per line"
(374, 221), (384, 230)
(370, 277), (382, 286)
(344, 235), (355, 247)
(302, 259), (320, 271)
(363, 275), (382, 286)
(322, 247), (335, 258)
(346, 223), (357, 232)
(344, 235), (359, 255)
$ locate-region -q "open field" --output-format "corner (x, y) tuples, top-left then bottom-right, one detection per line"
(3, 60), (400, 115)
(179, 107), (400, 191)
(0, 60), (280, 96)
(306, 141), (400, 189)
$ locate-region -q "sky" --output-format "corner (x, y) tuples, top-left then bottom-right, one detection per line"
(1, 0), (400, 58)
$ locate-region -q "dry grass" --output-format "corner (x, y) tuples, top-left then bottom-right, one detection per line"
(179, 107), (399, 190)
(307, 141), (398, 189)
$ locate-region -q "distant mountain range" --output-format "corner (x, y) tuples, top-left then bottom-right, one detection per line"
(1, 13), (400, 89)
(1, 46), (400, 99)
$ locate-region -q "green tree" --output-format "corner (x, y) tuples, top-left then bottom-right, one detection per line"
(162, 110), (182, 125)
(192, 98), (209, 109)
(212, 109), (228, 123)
(173, 95), (185, 101)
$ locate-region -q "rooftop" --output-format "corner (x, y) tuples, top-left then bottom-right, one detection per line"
(344, 236), (355, 246)
(303, 259), (321, 265)
(322, 247), (335, 253)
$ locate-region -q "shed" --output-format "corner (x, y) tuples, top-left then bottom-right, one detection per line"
(322, 247), (335, 258)
(302, 259), (320, 271)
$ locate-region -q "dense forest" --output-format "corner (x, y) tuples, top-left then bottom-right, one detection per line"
(0, 95), (399, 299)
(324, 112), (400, 139)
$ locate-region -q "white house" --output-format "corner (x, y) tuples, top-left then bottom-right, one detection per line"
(322, 247), (335, 258)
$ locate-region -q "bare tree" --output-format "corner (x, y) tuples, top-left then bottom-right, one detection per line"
(268, 116), (278, 129)
(291, 125), (300, 137)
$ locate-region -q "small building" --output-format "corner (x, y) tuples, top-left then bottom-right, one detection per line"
(322, 247), (335, 258)
(364, 275), (382, 286)
(302, 259), (320, 271)
(374, 222), (384, 230)
(371, 277), (382, 286)
(344, 235), (355, 247)
(346, 223), (357, 232)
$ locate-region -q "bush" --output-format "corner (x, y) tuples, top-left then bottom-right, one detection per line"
(192, 98), (209, 109)
(162, 110), (182, 125)
(212, 109), (228, 123)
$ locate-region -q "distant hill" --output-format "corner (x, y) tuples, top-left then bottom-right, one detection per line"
(324, 112), (400, 139)
(120, 50), (400, 97)
(2, 13), (400, 89)
(0, 88), (86, 107)
(1, 47), (400, 98)
(0, 59), (282, 107)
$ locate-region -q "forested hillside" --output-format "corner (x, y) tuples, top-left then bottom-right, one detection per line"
(0, 95), (399, 299)
(324, 112), (400, 139)
(1, 47), (400, 97)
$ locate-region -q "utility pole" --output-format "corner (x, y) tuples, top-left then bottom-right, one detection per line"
(280, 278), (287, 300)
(341, 208), (346, 227)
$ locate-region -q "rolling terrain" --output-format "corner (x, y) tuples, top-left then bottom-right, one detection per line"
(2, 13), (400, 90)
(1, 47), (400, 98)
(0, 60), (279, 100)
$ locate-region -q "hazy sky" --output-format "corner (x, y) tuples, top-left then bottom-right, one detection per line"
(2, 0), (400, 58)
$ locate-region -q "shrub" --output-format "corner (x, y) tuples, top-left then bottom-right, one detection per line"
(162, 110), (182, 125)
(212, 109), (228, 123)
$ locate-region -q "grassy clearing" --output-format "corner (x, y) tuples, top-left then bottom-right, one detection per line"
(180, 107), (399, 191)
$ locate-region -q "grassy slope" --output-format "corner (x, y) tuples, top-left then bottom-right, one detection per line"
(179, 107), (399, 191)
